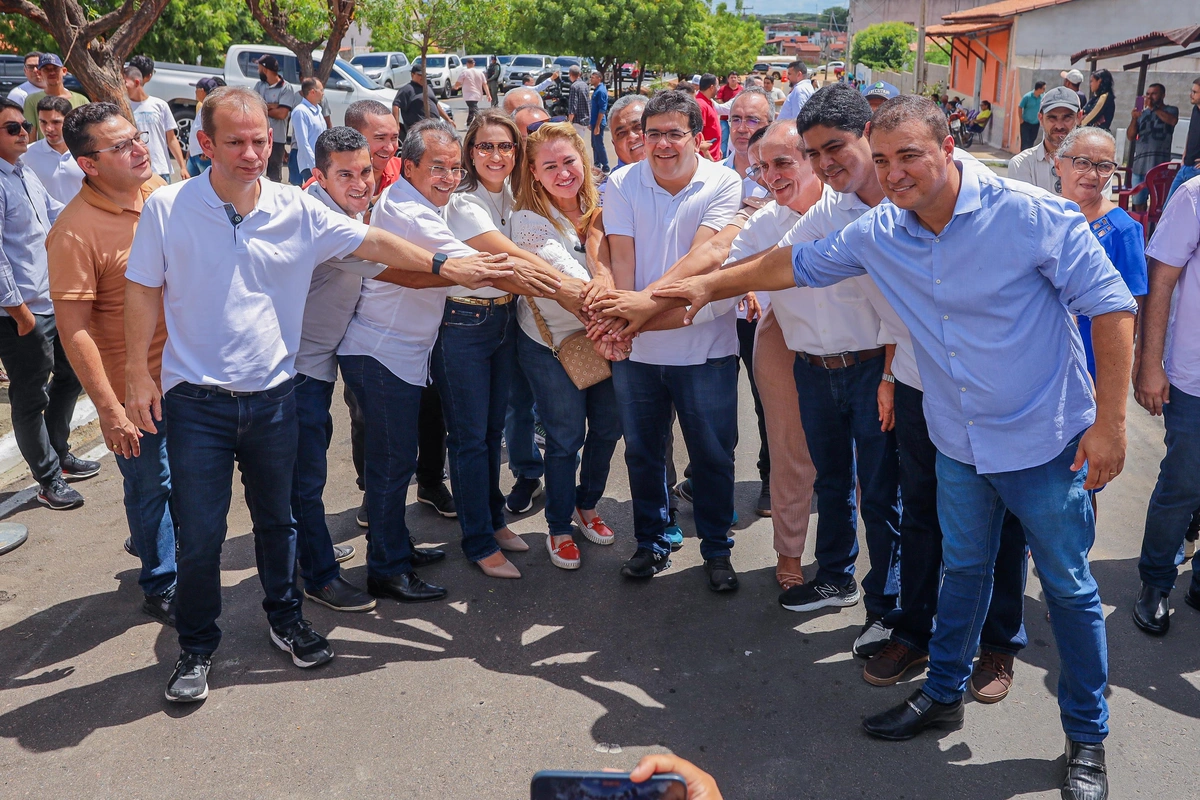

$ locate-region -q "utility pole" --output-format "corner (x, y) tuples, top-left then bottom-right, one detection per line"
(914, 0), (927, 94)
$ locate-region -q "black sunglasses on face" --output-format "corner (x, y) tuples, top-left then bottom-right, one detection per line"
(2, 121), (32, 136)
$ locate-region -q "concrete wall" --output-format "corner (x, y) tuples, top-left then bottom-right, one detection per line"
(1012, 0), (1200, 70)
(871, 63), (951, 94)
(848, 0), (995, 38)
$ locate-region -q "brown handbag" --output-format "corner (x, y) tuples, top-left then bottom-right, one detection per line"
(526, 298), (611, 390)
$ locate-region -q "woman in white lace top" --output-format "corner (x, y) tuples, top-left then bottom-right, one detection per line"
(511, 122), (623, 570)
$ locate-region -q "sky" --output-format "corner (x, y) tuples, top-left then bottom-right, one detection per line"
(744, 0), (848, 17)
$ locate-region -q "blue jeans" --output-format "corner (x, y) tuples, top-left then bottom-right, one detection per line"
(611, 356), (738, 559)
(1166, 163), (1200, 203)
(287, 147), (304, 186)
(591, 128), (609, 171)
(887, 381), (1027, 655)
(505, 361), (544, 480)
(517, 331), (621, 536)
(339, 355), (423, 579)
(115, 423), (177, 598)
(290, 374), (341, 592)
(792, 354), (901, 618)
(185, 155), (210, 177)
(430, 298), (517, 562)
(1139, 384), (1200, 594)
(719, 119), (730, 158)
(164, 381), (302, 656)
(927, 434), (1108, 743)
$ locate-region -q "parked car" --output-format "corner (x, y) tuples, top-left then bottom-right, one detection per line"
(497, 55), (515, 67)
(503, 54), (553, 90)
(145, 44), (396, 138)
(753, 57), (795, 82)
(551, 56), (595, 74)
(464, 54), (496, 72)
(350, 51), (409, 89)
(395, 54), (464, 99)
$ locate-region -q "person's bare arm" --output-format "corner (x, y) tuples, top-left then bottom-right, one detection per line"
(351, 227), (514, 289)
(1156, 105), (1179, 126)
(55, 299), (143, 457)
(266, 103), (289, 120)
(124, 281), (164, 434)
(3, 302), (35, 335)
(166, 129), (186, 173)
(1073, 310), (1136, 489)
(878, 344), (896, 432)
(1134, 257), (1181, 415)
(582, 212), (614, 308)
(652, 244), (796, 325)
(463, 230), (562, 296)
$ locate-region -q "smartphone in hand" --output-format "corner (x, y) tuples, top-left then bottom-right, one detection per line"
(531, 770), (687, 799)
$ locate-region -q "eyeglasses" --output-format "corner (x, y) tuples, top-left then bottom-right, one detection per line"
(729, 115), (764, 128)
(81, 130), (149, 157)
(2, 121), (32, 136)
(473, 141), (516, 155)
(746, 157), (799, 182)
(643, 129), (693, 144)
(1066, 155), (1117, 178)
(428, 164), (468, 181)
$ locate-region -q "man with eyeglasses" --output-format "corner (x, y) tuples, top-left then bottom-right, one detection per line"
(46, 102), (176, 622)
(122, 87), (515, 703)
(596, 90), (744, 590)
(6, 53), (45, 109)
(1008, 86), (1081, 194)
(22, 54), (87, 140)
(0, 98), (97, 511)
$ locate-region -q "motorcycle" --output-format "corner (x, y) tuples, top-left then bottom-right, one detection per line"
(535, 70), (570, 118)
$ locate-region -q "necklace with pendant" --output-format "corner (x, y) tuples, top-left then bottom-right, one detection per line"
(483, 186), (508, 226)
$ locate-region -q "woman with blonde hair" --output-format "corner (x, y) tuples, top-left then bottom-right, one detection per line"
(511, 121), (622, 569)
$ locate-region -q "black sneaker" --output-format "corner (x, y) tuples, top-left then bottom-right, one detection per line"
(269, 619), (334, 668)
(621, 548), (671, 579)
(333, 544), (355, 563)
(356, 496), (368, 528)
(506, 477), (542, 514)
(165, 652), (211, 703)
(124, 536), (138, 557)
(304, 576), (377, 612)
(852, 613), (892, 658)
(705, 556), (739, 592)
(779, 578), (861, 612)
(417, 482), (457, 518)
(61, 452), (101, 481)
(37, 477), (83, 510)
(756, 477), (772, 517)
(143, 587), (176, 626)
(673, 478), (693, 504)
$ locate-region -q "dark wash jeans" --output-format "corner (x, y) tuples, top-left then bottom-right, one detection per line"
(736, 317), (770, 480)
(431, 298), (517, 562)
(339, 355), (422, 579)
(887, 381), (1027, 655)
(347, 379), (446, 491)
(291, 374), (342, 593)
(1139, 384), (1200, 594)
(114, 422), (178, 598)
(611, 356), (738, 559)
(164, 380), (302, 656)
(792, 353), (901, 618)
(505, 361), (545, 481)
(517, 331), (621, 536)
(0, 314), (81, 485)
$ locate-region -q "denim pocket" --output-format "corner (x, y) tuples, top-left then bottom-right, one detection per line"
(263, 379), (296, 401)
(443, 304), (488, 328)
(167, 383), (216, 400)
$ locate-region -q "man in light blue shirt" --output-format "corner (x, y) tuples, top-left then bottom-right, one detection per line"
(777, 61), (814, 122)
(655, 95), (1136, 799)
(290, 78), (326, 183)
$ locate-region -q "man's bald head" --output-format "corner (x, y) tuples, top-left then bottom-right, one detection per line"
(503, 87), (544, 115)
(512, 104), (550, 140)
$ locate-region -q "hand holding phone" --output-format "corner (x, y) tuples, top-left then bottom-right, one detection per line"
(531, 771), (687, 800)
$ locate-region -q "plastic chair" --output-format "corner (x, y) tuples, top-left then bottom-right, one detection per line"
(1118, 161), (1181, 240)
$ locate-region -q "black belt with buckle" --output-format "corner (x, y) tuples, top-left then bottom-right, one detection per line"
(803, 347), (886, 370)
(209, 385), (264, 397)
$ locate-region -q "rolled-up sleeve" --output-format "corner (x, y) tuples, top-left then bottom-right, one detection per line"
(1036, 196), (1138, 318)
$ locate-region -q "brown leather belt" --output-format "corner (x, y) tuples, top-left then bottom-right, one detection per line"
(803, 347), (886, 370)
(448, 294), (514, 307)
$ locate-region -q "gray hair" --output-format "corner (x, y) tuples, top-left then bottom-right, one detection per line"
(609, 93), (647, 120)
(1055, 125), (1116, 160)
(731, 86), (775, 122)
(123, 65), (144, 82)
(403, 118), (459, 166)
(569, 65), (581, 77)
(591, 70), (602, 79)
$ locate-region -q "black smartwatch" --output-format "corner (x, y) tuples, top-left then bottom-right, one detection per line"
(432, 252), (447, 275)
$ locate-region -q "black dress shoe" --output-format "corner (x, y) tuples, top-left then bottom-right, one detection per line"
(409, 537), (446, 567)
(1061, 740), (1107, 800)
(304, 575), (377, 612)
(862, 689), (965, 741)
(367, 571), (447, 603)
(1132, 582), (1170, 635)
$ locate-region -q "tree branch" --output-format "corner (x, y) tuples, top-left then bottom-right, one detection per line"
(0, 0), (49, 27)
(83, 0), (139, 41)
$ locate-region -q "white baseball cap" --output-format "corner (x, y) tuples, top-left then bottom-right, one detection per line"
(1060, 69), (1084, 85)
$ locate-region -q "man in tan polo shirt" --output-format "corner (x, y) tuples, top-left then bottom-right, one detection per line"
(45, 102), (176, 625)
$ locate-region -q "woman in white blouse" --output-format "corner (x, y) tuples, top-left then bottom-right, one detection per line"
(511, 122), (622, 570)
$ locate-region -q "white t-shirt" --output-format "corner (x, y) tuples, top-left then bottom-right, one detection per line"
(446, 182), (513, 298)
(7, 81), (39, 108)
(1146, 177), (1200, 397)
(22, 138), (84, 206)
(602, 155), (742, 366)
(511, 208), (593, 348)
(126, 173), (369, 392)
(129, 96), (178, 176)
(338, 176), (474, 387)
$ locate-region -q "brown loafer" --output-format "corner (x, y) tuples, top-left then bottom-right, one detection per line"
(864, 640), (929, 687)
(970, 650), (1015, 703)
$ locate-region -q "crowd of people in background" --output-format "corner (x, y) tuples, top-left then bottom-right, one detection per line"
(5, 47), (1200, 800)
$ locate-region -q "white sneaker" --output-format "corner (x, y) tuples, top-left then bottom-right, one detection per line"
(852, 616), (892, 658)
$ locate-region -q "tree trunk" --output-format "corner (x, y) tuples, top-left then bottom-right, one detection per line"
(314, 0), (358, 83)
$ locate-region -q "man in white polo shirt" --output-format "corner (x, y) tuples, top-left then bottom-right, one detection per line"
(124, 87), (511, 704)
(24, 95), (84, 205)
(600, 90), (743, 590)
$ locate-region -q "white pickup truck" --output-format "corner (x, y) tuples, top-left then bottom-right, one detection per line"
(145, 44), (397, 146)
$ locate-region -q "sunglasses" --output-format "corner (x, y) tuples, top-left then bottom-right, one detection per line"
(2, 121), (32, 136)
(473, 141), (516, 154)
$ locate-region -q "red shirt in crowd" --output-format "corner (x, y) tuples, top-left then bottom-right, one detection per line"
(695, 92), (722, 160)
(716, 83), (741, 120)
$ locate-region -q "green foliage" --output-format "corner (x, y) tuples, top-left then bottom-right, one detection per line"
(850, 21), (914, 71)
(822, 5), (848, 28)
(924, 44), (950, 66)
(358, 0), (495, 56)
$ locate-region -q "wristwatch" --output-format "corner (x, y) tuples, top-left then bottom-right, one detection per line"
(432, 252), (447, 275)
(881, 373), (895, 384)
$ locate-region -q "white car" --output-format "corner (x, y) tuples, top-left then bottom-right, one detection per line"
(396, 54), (464, 99)
(502, 55), (553, 90)
(350, 52), (409, 89)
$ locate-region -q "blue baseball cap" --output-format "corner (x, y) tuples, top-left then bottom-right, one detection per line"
(862, 81), (899, 101)
(38, 53), (63, 69)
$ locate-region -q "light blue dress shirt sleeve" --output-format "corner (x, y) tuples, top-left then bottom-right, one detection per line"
(0, 186), (21, 308)
(790, 219), (872, 289)
(1034, 195), (1139, 319)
